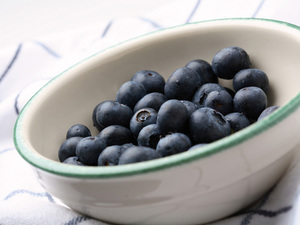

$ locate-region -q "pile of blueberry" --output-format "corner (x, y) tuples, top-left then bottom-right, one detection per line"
(58, 46), (279, 166)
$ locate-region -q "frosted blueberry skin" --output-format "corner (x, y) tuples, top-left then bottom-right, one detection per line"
(233, 86), (268, 122)
(164, 67), (202, 100)
(156, 133), (192, 157)
(98, 145), (128, 166)
(118, 146), (162, 165)
(180, 100), (198, 117)
(66, 124), (91, 139)
(189, 107), (231, 144)
(58, 136), (83, 162)
(130, 108), (158, 138)
(204, 90), (233, 115)
(188, 143), (208, 151)
(185, 59), (218, 84)
(233, 68), (269, 93)
(63, 156), (85, 166)
(225, 112), (251, 133)
(95, 100), (133, 129)
(98, 125), (133, 146)
(192, 83), (226, 108)
(137, 124), (162, 149)
(212, 46), (251, 80)
(134, 92), (167, 113)
(75, 136), (107, 166)
(157, 99), (188, 135)
(258, 105), (280, 121)
(131, 70), (165, 94)
(116, 81), (147, 109)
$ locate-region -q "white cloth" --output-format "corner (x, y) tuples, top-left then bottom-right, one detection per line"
(1, 0), (300, 224)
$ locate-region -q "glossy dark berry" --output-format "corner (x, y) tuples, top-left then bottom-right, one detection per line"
(116, 81), (147, 109)
(98, 145), (128, 166)
(224, 87), (236, 99)
(95, 100), (133, 129)
(130, 108), (157, 138)
(164, 67), (201, 100)
(134, 92), (167, 113)
(233, 87), (268, 121)
(156, 133), (192, 157)
(225, 112), (251, 133)
(118, 146), (162, 165)
(66, 124), (91, 139)
(192, 83), (226, 108)
(188, 143), (208, 151)
(189, 107), (231, 144)
(75, 136), (107, 165)
(63, 156), (85, 166)
(204, 89), (233, 115)
(137, 124), (162, 149)
(258, 105), (279, 121)
(98, 125), (133, 146)
(233, 68), (269, 93)
(58, 137), (83, 162)
(157, 99), (188, 135)
(180, 100), (198, 117)
(212, 46), (251, 79)
(185, 59), (218, 84)
(92, 103), (104, 131)
(131, 70), (165, 94)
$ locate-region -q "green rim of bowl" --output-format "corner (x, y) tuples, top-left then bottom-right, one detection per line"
(14, 18), (300, 178)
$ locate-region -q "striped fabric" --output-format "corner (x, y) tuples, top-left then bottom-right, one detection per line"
(1, 0), (300, 224)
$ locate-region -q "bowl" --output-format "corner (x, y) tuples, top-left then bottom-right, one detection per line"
(14, 18), (300, 225)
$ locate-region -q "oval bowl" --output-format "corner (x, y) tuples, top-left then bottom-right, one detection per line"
(14, 18), (300, 225)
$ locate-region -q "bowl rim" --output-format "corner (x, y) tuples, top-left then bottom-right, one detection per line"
(14, 18), (300, 178)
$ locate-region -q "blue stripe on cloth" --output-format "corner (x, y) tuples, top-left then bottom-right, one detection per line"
(63, 216), (92, 225)
(14, 92), (21, 115)
(101, 20), (113, 38)
(32, 41), (61, 58)
(0, 147), (15, 154)
(138, 17), (164, 29)
(4, 190), (55, 203)
(185, 0), (202, 23)
(0, 43), (22, 83)
(252, 0), (267, 17)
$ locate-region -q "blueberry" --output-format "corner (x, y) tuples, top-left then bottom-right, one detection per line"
(118, 146), (162, 165)
(92, 103), (104, 131)
(225, 112), (251, 133)
(192, 83), (226, 108)
(189, 107), (231, 144)
(130, 108), (158, 138)
(98, 145), (128, 166)
(95, 100), (133, 129)
(258, 105), (280, 121)
(63, 156), (85, 166)
(76, 136), (107, 165)
(157, 99), (188, 135)
(156, 133), (192, 157)
(98, 125), (133, 146)
(212, 46), (251, 79)
(137, 124), (162, 149)
(164, 67), (201, 100)
(224, 87), (236, 99)
(131, 70), (165, 94)
(180, 100), (198, 117)
(185, 59), (218, 84)
(233, 68), (269, 93)
(188, 143), (208, 151)
(116, 81), (147, 109)
(58, 136), (83, 162)
(66, 124), (91, 139)
(233, 87), (268, 121)
(204, 90), (233, 115)
(134, 92), (167, 113)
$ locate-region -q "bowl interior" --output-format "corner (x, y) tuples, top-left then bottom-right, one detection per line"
(15, 18), (300, 177)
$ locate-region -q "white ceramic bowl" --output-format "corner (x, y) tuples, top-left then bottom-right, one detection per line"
(14, 18), (300, 225)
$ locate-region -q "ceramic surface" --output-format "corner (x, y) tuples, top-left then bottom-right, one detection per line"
(14, 18), (300, 224)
